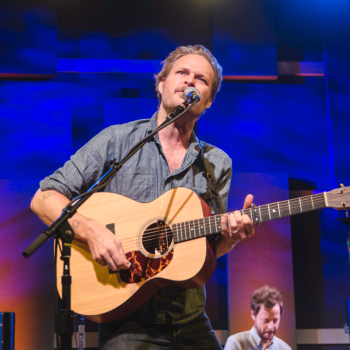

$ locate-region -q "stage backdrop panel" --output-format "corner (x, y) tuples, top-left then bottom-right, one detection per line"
(213, 0), (277, 77)
(226, 172), (296, 350)
(0, 4), (56, 75)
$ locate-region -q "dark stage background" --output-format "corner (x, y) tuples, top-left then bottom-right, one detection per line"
(1, 0), (350, 349)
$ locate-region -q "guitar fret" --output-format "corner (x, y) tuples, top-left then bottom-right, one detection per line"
(202, 217), (208, 236)
(288, 200), (291, 215)
(211, 216), (216, 234)
(199, 218), (205, 236)
(259, 206), (262, 222)
(278, 202), (281, 217)
(290, 198), (301, 215)
(181, 222), (186, 241)
(311, 196), (314, 210)
(208, 217), (212, 235)
(268, 204), (271, 220)
(172, 224), (175, 243)
(212, 215), (217, 233)
(216, 215), (221, 232)
(193, 220), (197, 237)
(314, 194), (326, 209)
(299, 198), (302, 212)
(269, 203), (280, 220)
(260, 205), (270, 222)
(300, 196), (314, 212)
(173, 224), (179, 243)
(279, 201), (291, 217)
(194, 218), (199, 238)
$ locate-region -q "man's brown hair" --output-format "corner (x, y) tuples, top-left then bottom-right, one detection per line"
(251, 285), (283, 316)
(154, 45), (223, 105)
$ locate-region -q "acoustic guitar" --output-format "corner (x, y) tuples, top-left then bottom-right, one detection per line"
(56, 185), (350, 323)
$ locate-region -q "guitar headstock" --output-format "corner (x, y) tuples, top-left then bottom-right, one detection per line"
(326, 185), (350, 209)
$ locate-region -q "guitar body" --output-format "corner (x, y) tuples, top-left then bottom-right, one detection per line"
(56, 187), (216, 323)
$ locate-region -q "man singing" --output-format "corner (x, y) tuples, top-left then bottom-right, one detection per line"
(31, 45), (255, 349)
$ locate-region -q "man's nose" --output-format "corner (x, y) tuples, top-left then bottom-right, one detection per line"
(266, 321), (274, 329)
(185, 74), (195, 86)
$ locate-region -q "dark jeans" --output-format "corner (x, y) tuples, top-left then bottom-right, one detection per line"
(99, 312), (223, 350)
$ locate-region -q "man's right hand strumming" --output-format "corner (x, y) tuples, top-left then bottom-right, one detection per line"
(30, 189), (130, 272)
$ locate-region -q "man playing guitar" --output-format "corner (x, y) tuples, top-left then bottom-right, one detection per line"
(31, 45), (255, 349)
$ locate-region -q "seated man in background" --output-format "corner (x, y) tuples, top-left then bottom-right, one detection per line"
(224, 285), (291, 350)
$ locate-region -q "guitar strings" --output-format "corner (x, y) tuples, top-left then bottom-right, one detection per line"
(119, 194), (337, 246)
(112, 192), (345, 249)
(121, 196), (330, 246)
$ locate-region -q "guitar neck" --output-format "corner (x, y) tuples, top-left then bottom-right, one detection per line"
(172, 192), (327, 244)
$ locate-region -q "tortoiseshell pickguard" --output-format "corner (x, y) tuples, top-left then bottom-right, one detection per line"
(119, 250), (174, 284)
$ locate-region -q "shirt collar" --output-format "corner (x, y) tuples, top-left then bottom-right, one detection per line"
(250, 326), (274, 349)
(147, 111), (200, 154)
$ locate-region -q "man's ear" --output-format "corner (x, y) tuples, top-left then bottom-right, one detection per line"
(251, 310), (256, 321)
(158, 78), (165, 95)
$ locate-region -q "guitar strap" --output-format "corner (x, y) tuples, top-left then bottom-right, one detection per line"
(193, 133), (219, 216)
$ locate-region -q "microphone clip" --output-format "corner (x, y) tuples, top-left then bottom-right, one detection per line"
(166, 104), (187, 121)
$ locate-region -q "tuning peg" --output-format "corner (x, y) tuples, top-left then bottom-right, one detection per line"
(340, 184), (345, 194)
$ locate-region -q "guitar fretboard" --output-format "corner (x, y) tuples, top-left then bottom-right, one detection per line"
(172, 192), (327, 244)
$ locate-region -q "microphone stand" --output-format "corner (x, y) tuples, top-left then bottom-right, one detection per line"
(22, 97), (200, 350)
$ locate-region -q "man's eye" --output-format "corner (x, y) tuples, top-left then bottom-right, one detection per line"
(178, 71), (184, 74)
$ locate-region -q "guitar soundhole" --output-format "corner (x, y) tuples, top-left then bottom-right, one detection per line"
(119, 220), (174, 284)
(142, 220), (173, 255)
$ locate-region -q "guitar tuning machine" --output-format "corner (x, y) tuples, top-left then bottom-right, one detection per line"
(340, 185), (348, 217)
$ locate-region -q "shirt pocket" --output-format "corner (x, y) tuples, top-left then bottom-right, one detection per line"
(117, 166), (158, 203)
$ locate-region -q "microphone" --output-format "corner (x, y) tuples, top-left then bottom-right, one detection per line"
(165, 87), (201, 121)
(183, 87), (201, 103)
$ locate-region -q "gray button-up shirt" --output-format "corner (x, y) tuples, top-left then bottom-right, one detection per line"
(224, 326), (292, 350)
(41, 112), (232, 325)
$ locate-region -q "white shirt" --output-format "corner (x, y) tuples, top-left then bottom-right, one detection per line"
(224, 326), (292, 350)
